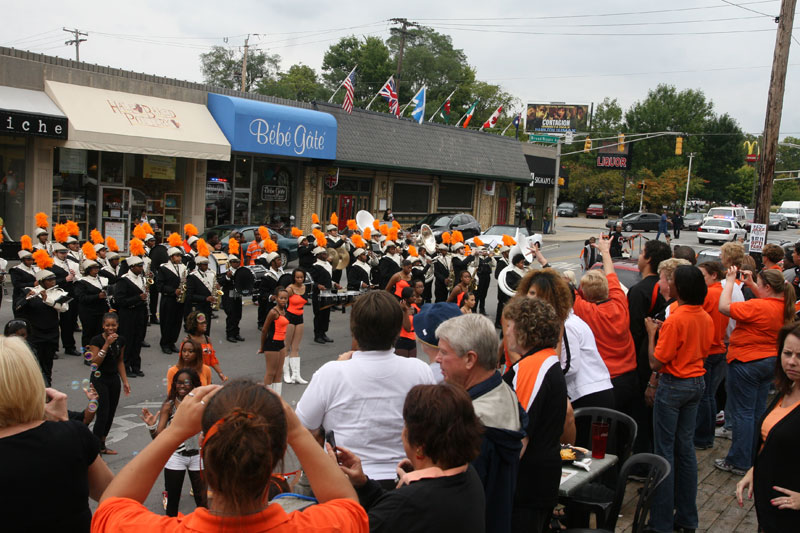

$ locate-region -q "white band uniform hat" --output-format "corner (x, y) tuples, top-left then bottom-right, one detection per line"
(326, 224), (338, 232)
(34, 228), (48, 237)
(18, 250), (32, 259)
(195, 256), (209, 265)
(312, 247), (327, 255)
(126, 256), (144, 267)
(36, 269), (56, 281)
(168, 247), (184, 257)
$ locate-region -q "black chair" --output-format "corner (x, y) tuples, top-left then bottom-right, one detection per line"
(564, 453), (671, 533)
(564, 407), (638, 528)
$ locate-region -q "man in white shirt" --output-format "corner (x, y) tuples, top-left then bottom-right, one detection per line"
(296, 290), (436, 486)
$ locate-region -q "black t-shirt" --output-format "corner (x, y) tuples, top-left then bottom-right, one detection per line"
(0, 420), (99, 532)
(89, 334), (126, 377)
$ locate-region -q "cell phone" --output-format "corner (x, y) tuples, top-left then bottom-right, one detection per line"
(324, 429), (336, 450)
(399, 461), (414, 473)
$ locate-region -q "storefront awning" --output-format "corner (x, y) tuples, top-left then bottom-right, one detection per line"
(44, 81), (230, 160)
(0, 86), (67, 139)
(208, 93), (337, 160)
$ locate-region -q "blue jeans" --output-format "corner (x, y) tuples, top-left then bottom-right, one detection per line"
(543, 219), (551, 234)
(725, 357), (776, 469)
(650, 374), (704, 532)
(694, 352), (727, 447)
(656, 226), (669, 241)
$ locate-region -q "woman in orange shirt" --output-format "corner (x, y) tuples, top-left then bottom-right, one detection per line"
(716, 267), (796, 475)
(645, 265), (713, 533)
(284, 268), (309, 385)
(395, 287), (419, 358)
(737, 323), (800, 532)
(260, 287), (290, 395)
(92, 380), (368, 532)
(166, 340), (212, 395)
(694, 261), (729, 449)
(186, 311), (226, 383)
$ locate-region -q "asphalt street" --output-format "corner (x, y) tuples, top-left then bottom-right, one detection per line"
(7, 216), (799, 515)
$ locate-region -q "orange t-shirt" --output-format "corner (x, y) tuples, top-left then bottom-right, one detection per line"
(728, 297), (786, 363)
(91, 496), (368, 533)
(273, 314), (289, 341)
(573, 272), (637, 378)
(166, 364), (213, 394)
(653, 304), (713, 378)
(761, 396), (800, 444)
(702, 283), (729, 355)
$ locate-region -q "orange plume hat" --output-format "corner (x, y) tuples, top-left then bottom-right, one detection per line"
(197, 238), (210, 257)
(21, 235), (32, 251)
(312, 213), (320, 225)
(363, 227), (372, 240)
(82, 242), (97, 260)
(184, 223), (198, 237)
(91, 229), (104, 244)
(33, 249), (53, 270)
(442, 232), (451, 245)
(229, 238), (240, 255)
(132, 224), (147, 241)
(53, 224), (69, 243)
(66, 220), (80, 236)
(106, 237), (119, 252)
(35, 212), (49, 228)
(129, 238), (145, 256)
(291, 227), (303, 237)
(167, 233), (183, 248)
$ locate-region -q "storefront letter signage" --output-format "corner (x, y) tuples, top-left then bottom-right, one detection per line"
(248, 119), (326, 157)
(2, 110), (67, 139)
(261, 185), (288, 202)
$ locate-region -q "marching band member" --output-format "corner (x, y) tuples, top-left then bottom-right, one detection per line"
(494, 246), (511, 328)
(310, 246), (339, 344)
(95, 243), (109, 268)
(183, 236), (199, 271)
(377, 241), (402, 288)
(75, 260), (109, 348)
(297, 235), (314, 270)
(114, 256), (148, 377)
(475, 246), (496, 315)
(159, 247), (187, 354)
(51, 243), (79, 356)
(348, 248), (373, 290)
(256, 251), (282, 329)
(220, 254), (245, 343)
(433, 244), (451, 303)
(185, 256), (215, 335)
(10, 249), (38, 317)
(33, 227), (53, 255)
(451, 242), (475, 281)
(326, 221), (346, 287)
(144, 233), (162, 324)
(100, 252), (122, 285)
(66, 236), (83, 266)
(19, 269), (69, 386)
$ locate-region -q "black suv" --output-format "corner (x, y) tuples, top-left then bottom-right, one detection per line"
(557, 202), (578, 217)
(410, 213), (482, 241)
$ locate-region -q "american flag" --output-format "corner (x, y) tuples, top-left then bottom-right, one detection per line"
(342, 69), (356, 114)
(378, 76), (399, 116)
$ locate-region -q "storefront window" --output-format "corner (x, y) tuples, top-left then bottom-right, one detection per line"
(206, 159), (234, 228)
(322, 176), (372, 230)
(233, 156), (251, 225)
(125, 154), (186, 240)
(251, 157), (293, 234)
(101, 152), (123, 184)
(392, 182), (430, 216)
(0, 136), (27, 240)
(53, 148), (98, 239)
(438, 181), (474, 210)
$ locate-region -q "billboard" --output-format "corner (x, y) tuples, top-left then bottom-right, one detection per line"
(525, 103), (589, 134)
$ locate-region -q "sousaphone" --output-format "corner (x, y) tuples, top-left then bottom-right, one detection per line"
(356, 210), (375, 232)
(419, 224), (436, 255)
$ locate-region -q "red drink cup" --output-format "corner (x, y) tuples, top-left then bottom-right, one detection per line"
(591, 421), (609, 459)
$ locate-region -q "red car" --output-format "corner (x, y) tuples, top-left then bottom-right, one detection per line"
(586, 203), (606, 218)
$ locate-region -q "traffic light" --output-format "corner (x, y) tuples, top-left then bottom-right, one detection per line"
(583, 137), (591, 153)
(675, 136), (683, 155)
(618, 133), (625, 152)
(637, 182), (646, 190)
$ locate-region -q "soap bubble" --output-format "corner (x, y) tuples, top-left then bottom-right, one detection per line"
(90, 363), (98, 372)
(70, 380), (80, 390)
(162, 378), (168, 386)
(81, 379), (90, 390)
(93, 371), (101, 378)
(132, 451), (138, 457)
(87, 399), (98, 413)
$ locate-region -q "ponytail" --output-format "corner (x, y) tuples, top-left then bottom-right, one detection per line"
(759, 269), (796, 325)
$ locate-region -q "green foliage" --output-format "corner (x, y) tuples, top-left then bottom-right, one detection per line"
(321, 36), (393, 108)
(694, 113), (745, 202)
(257, 64), (326, 102)
(726, 165), (756, 205)
(561, 161), (626, 210)
(200, 46), (280, 92)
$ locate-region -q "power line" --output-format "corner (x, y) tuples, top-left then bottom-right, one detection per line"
(425, 24), (794, 37)
(719, 0), (778, 18)
(429, 14), (775, 29)
(63, 27), (87, 61)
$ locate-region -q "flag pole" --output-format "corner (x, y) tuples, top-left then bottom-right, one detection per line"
(327, 64), (357, 103)
(428, 88), (457, 122)
(455, 98), (479, 127)
(500, 110), (517, 135)
(365, 75), (393, 111)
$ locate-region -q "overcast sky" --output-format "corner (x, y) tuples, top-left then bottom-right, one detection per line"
(2, 0), (797, 137)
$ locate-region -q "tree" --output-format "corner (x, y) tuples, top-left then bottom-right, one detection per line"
(694, 113), (745, 202)
(258, 64), (326, 102)
(592, 97), (624, 134)
(200, 46), (280, 92)
(321, 36), (393, 107)
(624, 84), (714, 175)
(726, 165), (757, 205)
(642, 167), (704, 210)
(560, 162), (625, 210)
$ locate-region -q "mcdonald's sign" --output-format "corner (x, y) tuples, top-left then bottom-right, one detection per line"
(744, 140), (760, 163)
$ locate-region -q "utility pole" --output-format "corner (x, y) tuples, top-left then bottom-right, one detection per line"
(241, 34), (251, 93)
(389, 18), (419, 91)
(639, 181), (646, 213)
(754, 0), (796, 232)
(63, 27), (87, 62)
(683, 153), (695, 216)
(551, 138), (562, 234)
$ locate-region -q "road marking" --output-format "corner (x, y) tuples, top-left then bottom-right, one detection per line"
(105, 413), (149, 446)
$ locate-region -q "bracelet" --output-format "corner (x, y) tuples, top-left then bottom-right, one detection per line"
(146, 423), (158, 431)
(97, 350), (106, 358)
(542, 262), (552, 268)
(647, 382), (658, 389)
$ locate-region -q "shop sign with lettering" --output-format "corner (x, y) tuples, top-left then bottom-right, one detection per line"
(1, 110), (67, 139)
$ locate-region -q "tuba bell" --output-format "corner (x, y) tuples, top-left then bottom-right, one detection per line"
(419, 224), (436, 255)
(497, 265), (519, 298)
(356, 210), (375, 232)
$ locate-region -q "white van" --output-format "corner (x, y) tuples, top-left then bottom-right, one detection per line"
(705, 206), (747, 224)
(778, 201), (800, 227)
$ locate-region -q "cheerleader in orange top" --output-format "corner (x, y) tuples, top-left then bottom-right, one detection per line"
(447, 269), (473, 305)
(259, 287), (289, 395)
(395, 287), (419, 358)
(284, 268), (309, 384)
(185, 311), (227, 382)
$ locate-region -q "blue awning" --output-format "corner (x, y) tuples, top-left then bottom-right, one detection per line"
(207, 93), (337, 160)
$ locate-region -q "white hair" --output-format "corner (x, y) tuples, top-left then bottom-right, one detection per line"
(435, 313), (499, 371)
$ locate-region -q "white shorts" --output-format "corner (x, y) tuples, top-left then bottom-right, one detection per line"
(165, 451), (203, 471)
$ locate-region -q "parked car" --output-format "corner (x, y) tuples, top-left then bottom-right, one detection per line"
(585, 203), (606, 219)
(605, 212), (673, 232)
(410, 213), (481, 241)
(683, 212), (705, 231)
(742, 209), (755, 231)
(557, 202), (578, 217)
(588, 258), (641, 293)
(705, 206), (747, 225)
(697, 218), (747, 244)
(200, 224), (298, 266)
(769, 213), (789, 231)
(778, 202), (800, 227)
(466, 225), (542, 250)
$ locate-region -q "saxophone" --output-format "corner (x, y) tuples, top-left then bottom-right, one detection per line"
(177, 268), (187, 303)
(212, 286), (224, 311)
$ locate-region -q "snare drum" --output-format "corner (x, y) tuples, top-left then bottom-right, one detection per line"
(318, 290), (337, 307)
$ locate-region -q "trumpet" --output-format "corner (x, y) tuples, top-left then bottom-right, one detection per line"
(212, 289), (224, 311)
(177, 280), (187, 303)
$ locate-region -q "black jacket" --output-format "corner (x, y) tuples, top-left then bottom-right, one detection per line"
(10, 266), (36, 308)
(19, 293), (61, 344)
(753, 394), (800, 533)
(113, 276), (147, 310)
(377, 257), (400, 288)
(433, 258), (450, 286)
(452, 254), (475, 280)
(159, 264), (182, 296)
(627, 275), (666, 384)
(298, 245), (315, 269)
(75, 279), (109, 316)
(309, 264), (332, 293)
(495, 258), (508, 279)
(348, 263), (372, 290)
(186, 272), (212, 305)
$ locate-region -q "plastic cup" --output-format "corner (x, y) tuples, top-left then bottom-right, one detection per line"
(591, 420), (610, 459)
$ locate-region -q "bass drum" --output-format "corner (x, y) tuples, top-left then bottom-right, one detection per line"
(234, 266), (256, 296)
(277, 273), (294, 289)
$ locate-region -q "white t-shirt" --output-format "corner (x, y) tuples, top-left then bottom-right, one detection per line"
(562, 312), (613, 402)
(720, 278), (745, 342)
(296, 349), (436, 480)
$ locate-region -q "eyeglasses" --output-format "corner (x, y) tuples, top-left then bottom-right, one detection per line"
(176, 379), (193, 386)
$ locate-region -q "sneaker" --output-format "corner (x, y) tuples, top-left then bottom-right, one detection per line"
(715, 426), (732, 439)
(716, 410), (725, 427)
(713, 458), (747, 476)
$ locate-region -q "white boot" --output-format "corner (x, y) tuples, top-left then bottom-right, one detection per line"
(272, 382), (282, 396)
(283, 359), (292, 384)
(290, 358), (308, 384)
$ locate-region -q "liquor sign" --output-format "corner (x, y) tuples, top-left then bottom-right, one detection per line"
(596, 139), (633, 170)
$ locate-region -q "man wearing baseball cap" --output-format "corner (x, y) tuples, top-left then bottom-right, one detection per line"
(414, 302), (462, 383)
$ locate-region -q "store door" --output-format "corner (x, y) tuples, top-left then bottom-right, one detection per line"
(337, 195), (355, 230)
(99, 186), (132, 253)
(233, 188), (251, 225)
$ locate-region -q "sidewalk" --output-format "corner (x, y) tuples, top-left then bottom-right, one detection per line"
(542, 216), (609, 244)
